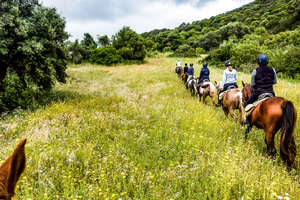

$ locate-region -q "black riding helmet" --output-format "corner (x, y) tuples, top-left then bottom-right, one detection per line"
(203, 62), (208, 67)
(257, 54), (268, 66)
(185, 63), (188, 66)
(190, 63), (193, 67)
(224, 60), (232, 67)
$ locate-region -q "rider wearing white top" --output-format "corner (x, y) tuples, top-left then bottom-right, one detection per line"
(176, 60), (181, 67)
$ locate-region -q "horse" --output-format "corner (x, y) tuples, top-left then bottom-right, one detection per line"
(196, 81), (216, 106)
(0, 139), (26, 199)
(175, 67), (182, 77)
(187, 76), (197, 96)
(241, 82), (297, 169)
(215, 81), (245, 124)
(181, 73), (188, 84)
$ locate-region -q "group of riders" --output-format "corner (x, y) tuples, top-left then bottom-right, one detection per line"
(176, 54), (277, 124)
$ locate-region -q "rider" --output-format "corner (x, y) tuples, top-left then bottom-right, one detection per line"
(183, 63), (188, 74)
(243, 54), (277, 108)
(176, 60), (181, 68)
(215, 60), (238, 107)
(186, 63), (194, 89)
(198, 62), (210, 86)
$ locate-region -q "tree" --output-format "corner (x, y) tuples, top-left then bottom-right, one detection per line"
(0, 0), (69, 111)
(69, 40), (85, 64)
(98, 35), (110, 47)
(112, 26), (146, 61)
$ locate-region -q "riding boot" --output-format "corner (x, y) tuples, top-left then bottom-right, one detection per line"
(215, 91), (221, 107)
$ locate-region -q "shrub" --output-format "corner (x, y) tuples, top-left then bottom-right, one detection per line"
(89, 46), (122, 65)
(174, 44), (196, 57)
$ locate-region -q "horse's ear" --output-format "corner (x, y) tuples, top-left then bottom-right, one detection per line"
(0, 139), (26, 196)
(214, 81), (217, 85)
(242, 81), (245, 87)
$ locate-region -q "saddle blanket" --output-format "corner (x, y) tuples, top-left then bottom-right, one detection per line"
(245, 97), (271, 117)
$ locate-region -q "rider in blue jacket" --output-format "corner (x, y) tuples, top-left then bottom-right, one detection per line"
(185, 63), (194, 88)
(198, 62), (210, 85)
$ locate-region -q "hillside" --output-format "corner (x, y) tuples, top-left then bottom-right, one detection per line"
(1, 57), (299, 199)
(141, 0), (300, 77)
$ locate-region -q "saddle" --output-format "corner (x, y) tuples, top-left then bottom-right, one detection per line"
(218, 88), (236, 101)
(245, 93), (274, 117)
(200, 80), (210, 88)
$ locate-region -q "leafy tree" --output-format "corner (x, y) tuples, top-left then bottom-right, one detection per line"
(68, 40), (85, 64)
(0, 0), (68, 111)
(80, 33), (97, 60)
(112, 26), (146, 61)
(174, 44), (196, 57)
(98, 35), (110, 47)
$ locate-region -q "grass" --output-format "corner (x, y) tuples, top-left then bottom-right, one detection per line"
(0, 56), (299, 199)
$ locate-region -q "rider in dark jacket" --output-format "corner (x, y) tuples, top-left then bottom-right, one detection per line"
(198, 62), (210, 85)
(244, 54), (277, 108)
(183, 63), (188, 74)
(187, 64), (194, 75)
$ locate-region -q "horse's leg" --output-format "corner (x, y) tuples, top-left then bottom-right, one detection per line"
(223, 107), (229, 118)
(203, 93), (207, 104)
(244, 125), (252, 140)
(210, 93), (215, 106)
(229, 107), (238, 121)
(264, 123), (281, 159)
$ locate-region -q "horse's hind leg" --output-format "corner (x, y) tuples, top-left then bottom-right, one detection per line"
(245, 125), (252, 140)
(229, 107), (238, 121)
(265, 133), (276, 159)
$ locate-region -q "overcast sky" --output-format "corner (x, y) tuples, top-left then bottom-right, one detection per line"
(40, 0), (254, 41)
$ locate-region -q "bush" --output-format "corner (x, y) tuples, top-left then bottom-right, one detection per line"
(174, 44), (196, 57)
(196, 48), (206, 56)
(89, 46), (122, 65)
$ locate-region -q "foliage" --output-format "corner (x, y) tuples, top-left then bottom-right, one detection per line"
(68, 40), (85, 64)
(89, 46), (122, 65)
(98, 35), (111, 47)
(0, 0), (68, 112)
(112, 26), (146, 61)
(80, 33), (97, 60)
(174, 44), (196, 57)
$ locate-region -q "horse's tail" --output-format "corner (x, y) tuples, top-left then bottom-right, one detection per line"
(280, 100), (297, 169)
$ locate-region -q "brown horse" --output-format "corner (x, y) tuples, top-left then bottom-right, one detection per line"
(242, 82), (297, 169)
(175, 67), (182, 77)
(215, 81), (245, 124)
(0, 139), (26, 199)
(196, 81), (216, 106)
(181, 73), (188, 83)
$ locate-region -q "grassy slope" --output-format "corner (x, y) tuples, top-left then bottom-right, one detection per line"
(0, 57), (299, 199)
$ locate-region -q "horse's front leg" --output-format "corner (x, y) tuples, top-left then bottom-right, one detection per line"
(210, 93), (215, 106)
(203, 94), (207, 104)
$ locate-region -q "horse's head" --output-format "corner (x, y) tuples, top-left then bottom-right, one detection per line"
(214, 81), (221, 92)
(0, 139), (26, 200)
(241, 81), (251, 103)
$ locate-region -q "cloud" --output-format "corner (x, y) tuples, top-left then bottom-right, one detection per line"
(40, 0), (254, 40)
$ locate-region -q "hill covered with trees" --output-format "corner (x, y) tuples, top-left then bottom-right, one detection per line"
(141, 0), (300, 77)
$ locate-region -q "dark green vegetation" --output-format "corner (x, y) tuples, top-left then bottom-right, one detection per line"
(0, 0), (68, 112)
(70, 27), (148, 66)
(141, 0), (300, 77)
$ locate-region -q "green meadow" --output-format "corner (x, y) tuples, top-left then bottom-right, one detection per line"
(0, 56), (299, 199)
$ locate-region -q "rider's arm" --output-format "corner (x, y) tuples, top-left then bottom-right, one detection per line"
(234, 70), (237, 81)
(250, 70), (256, 86)
(273, 68), (277, 84)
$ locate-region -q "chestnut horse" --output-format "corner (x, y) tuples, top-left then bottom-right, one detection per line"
(242, 82), (297, 169)
(215, 81), (245, 124)
(196, 81), (216, 106)
(0, 139), (26, 199)
(181, 73), (188, 84)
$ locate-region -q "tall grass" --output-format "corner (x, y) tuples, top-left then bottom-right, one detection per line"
(0, 58), (299, 199)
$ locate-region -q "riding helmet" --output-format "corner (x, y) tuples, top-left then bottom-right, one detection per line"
(190, 63), (193, 67)
(203, 62), (208, 67)
(224, 60), (232, 67)
(257, 54), (268, 66)
(185, 63), (188, 66)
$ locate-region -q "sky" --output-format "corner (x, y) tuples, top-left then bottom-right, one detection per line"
(40, 0), (254, 41)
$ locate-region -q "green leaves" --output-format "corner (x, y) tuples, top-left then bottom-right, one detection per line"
(0, 0), (68, 112)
